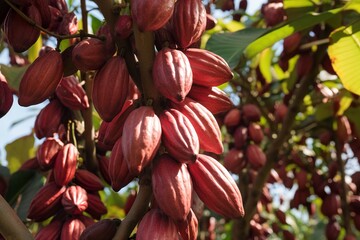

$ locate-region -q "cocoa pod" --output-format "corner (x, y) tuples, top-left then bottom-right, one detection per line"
(152, 154), (192, 221)
(34, 99), (65, 139)
(262, 2), (286, 27)
(56, 75), (89, 110)
(188, 85), (233, 115)
(283, 32), (302, 55)
(248, 122), (264, 144)
(85, 193), (107, 220)
(74, 169), (104, 192)
(159, 108), (199, 163)
(115, 15), (133, 39)
(337, 115), (352, 144)
(93, 56), (130, 121)
(242, 104), (261, 122)
(246, 144), (266, 170)
(96, 155), (111, 185)
(79, 218), (121, 240)
(77, 215), (95, 228)
(96, 23), (116, 58)
(49, 0), (68, 14)
(296, 52), (313, 79)
(153, 48), (193, 102)
(4, 5), (41, 53)
(57, 11), (77, 35)
(136, 208), (179, 239)
(109, 138), (136, 191)
(53, 143), (78, 186)
(171, 97), (223, 154)
(122, 106), (162, 175)
(325, 219), (340, 240)
(206, 14), (217, 30)
(35, 218), (63, 240)
(61, 185), (88, 215)
(60, 217), (86, 240)
(36, 137), (64, 170)
(19, 157), (40, 171)
(47, 6), (62, 32)
(124, 190), (137, 215)
(274, 209), (287, 225)
(354, 214), (360, 231)
(18, 50), (63, 106)
(274, 102), (288, 122)
(188, 154), (244, 218)
(0, 72), (13, 118)
(322, 53), (336, 75)
(28, 182), (66, 221)
(33, 0), (51, 28)
(223, 108), (241, 128)
(177, 208), (198, 240)
(233, 126), (248, 149)
(170, 0), (206, 48)
(131, 0), (175, 32)
(320, 193), (340, 218)
(296, 169), (308, 189)
(223, 148), (245, 173)
(185, 48), (233, 87)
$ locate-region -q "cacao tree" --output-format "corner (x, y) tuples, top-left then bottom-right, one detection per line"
(1, 0), (360, 239)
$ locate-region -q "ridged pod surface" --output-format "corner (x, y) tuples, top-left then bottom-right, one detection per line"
(185, 48), (233, 87)
(79, 219), (121, 240)
(85, 193), (107, 220)
(93, 56), (130, 122)
(121, 106), (162, 175)
(0, 72), (13, 118)
(131, 0), (175, 32)
(159, 108), (199, 163)
(246, 144), (266, 170)
(74, 169), (104, 192)
(36, 137), (64, 170)
(171, 97), (223, 154)
(56, 76), (89, 110)
(177, 209), (198, 240)
(53, 143), (78, 186)
(60, 217), (86, 240)
(152, 154), (192, 221)
(188, 154), (245, 218)
(35, 219), (63, 240)
(153, 48), (193, 102)
(61, 185), (88, 215)
(18, 50), (63, 106)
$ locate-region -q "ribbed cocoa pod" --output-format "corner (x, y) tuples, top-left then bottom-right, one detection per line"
(78, 215), (95, 227)
(224, 108), (241, 128)
(109, 138), (136, 191)
(35, 218), (63, 240)
(152, 154), (192, 221)
(296, 52), (313, 79)
(0, 72), (13, 118)
(177, 208), (198, 240)
(223, 148), (245, 173)
(248, 122), (264, 144)
(61, 185), (88, 215)
(18, 50), (63, 106)
(188, 85), (233, 115)
(325, 219), (340, 240)
(61, 217), (86, 240)
(171, 97), (223, 154)
(96, 155), (111, 185)
(233, 126), (247, 149)
(136, 208), (179, 239)
(49, 0), (68, 14)
(74, 169), (104, 192)
(96, 23), (116, 58)
(337, 115), (352, 144)
(122, 106), (162, 175)
(185, 48), (233, 87)
(80, 219), (121, 240)
(131, 0), (175, 32)
(188, 154), (244, 218)
(57, 11), (77, 35)
(85, 193), (107, 220)
(34, 99), (65, 139)
(246, 144), (266, 170)
(170, 0), (206, 48)
(47, 6), (62, 31)
(4, 5), (41, 53)
(36, 137), (64, 170)
(33, 0), (51, 28)
(283, 32), (302, 55)
(28, 182), (66, 221)
(53, 143), (78, 186)
(115, 15), (133, 39)
(56, 75), (89, 110)
(153, 48), (193, 102)
(124, 190), (137, 215)
(242, 104), (261, 122)
(274, 102), (288, 122)
(72, 38), (108, 72)
(159, 108), (199, 163)
(320, 193), (340, 218)
(262, 2), (286, 27)
(93, 56), (130, 122)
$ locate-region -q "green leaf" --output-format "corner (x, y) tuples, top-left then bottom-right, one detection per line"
(259, 48), (273, 84)
(284, 0), (316, 20)
(206, 28), (268, 69)
(5, 134), (36, 173)
(90, 14), (103, 34)
(314, 102), (333, 121)
(0, 64), (29, 91)
(27, 36), (42, 63)
(336, 90), (353, 116)
(328, 21), (360, 95)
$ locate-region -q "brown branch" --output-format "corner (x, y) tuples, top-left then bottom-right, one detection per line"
(0, 195), (33, 240)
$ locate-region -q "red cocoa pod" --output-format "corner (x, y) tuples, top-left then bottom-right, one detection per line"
(36, 137), (64, 170)
(121, 106), (162, 174)
(242, 104), (261, 122)
(34, 99), (65, 139)
(159, 108), (200, 163)
(153, 48), (193, 103)
(246, 144), (266, 170)
(321, 193), (340, 218)
(136, 208), (179, 239)
(49, 0), (68, 14)
(283, 32), (302, 55)
(96, 23), (116, 58)
(131, 0), (175, 32)
(18, 50), (63, 106)
(74, 169), (104, 192)
(53, 143), (78, 186)
(61, 185), (88, 215)
(47, 6), (62, 32)
(354, 214), (360, 231)
(325, 219), (340, 240)
(223, 108), (241, 128)
(349, 195), (360, 214)
(85, 193), (107, 220)
(322, 53), (336, 75)
(35, 218), (63, 240)
(185, 48), (233, 87)
(177, 208), (198, 240)
(56, 75), (89, 110)
(93, 56), (130, 121)
(152, 154), (193, 221)
(109, 138), (136, 191)
(170, 0), (206, 48)
(4, 5), (41, 53)
(61, 217), (86, 240)
(72, 38), (108, 72)
(233, 126), (248, 149)
(28, 182), (66, 221)
(115, 15), (133, 39)
(124, 190), (137, 215)
(19, 157), (40, 171)
(274, 102), (288, 123)
(223, 148), (245, 173)
(79, 219), (121, 240)
(33, 0), (51, 28)
(206, 14), (217, 30)
(337, 115), (352, 144)
(188, 85), (233, 115)
(171, 97), (223, 154)
(296, 52), (313, 79)
(263, 2), (286, 27)
(57, 11), (77, 35)
(96, 155), (111, 185)
(248, 122), (264, 144)
(0, 72), (13, 118)
(188, 154), (244, 218)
